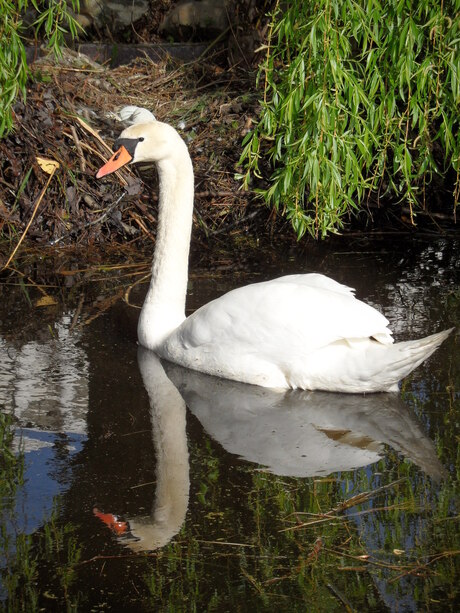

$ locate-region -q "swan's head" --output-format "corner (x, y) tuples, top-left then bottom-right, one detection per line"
(96, 121), (185, 178)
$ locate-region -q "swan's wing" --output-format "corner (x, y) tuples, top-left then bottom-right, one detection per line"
(273, 273), (356, 297)
(166, 274), (393, 359)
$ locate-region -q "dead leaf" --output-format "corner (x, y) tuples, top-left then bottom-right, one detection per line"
(66, 185), (80, 213)
(35, 295), (58, 307)
(393, 549), (405, 556)
(125, 177), (143, 196)
(36, 157), (60, 174)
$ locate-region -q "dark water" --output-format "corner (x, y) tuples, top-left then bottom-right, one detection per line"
(0, 237), (458, 611)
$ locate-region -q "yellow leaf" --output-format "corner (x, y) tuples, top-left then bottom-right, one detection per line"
(36, 157), (60, 174)
(35, 295), (58, 307)
(393, 549), (405, 556)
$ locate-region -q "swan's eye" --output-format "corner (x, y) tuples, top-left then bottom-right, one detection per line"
(138, 137), (145, 142)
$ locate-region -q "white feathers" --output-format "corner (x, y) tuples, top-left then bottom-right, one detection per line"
(110, 119), (452, 393)
(108, 105), (156, 127)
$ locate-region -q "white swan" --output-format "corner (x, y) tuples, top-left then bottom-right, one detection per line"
(96, 116), (453, 393)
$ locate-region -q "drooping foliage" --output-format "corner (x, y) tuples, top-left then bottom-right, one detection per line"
(239, 0), (460, 238)
(0, 0), (81, 136)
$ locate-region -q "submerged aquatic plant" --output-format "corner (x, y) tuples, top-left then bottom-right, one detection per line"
(1, 414), (81, 609)
(239, 0), (460, 238)
(0, 412), (31, 608)
(1, 495), (82, 610)
(0, 411), (24, 495)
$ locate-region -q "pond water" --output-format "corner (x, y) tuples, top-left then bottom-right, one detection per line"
(0, 236), (458, 611)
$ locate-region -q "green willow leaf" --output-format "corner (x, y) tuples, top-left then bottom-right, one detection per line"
(239, 0), (459, 238)
(1, 0), (83, 138)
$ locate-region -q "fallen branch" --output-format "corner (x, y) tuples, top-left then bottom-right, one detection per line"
(332, 478), (406, 513)
(281, 478), (407, 532)
(70, 124), (86, 172)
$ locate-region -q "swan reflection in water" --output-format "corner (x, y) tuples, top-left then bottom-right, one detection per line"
(96, 347), (445, 551)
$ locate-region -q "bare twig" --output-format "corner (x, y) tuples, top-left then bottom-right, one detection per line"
(50, 191), (127, 245)
(389, 550), (460, 583)
(327, 582), (355, 612)
(124, 272), (151, 309)
(70, 292), (85, 331)
(2, 166), (57, 271)
(70, 124), (86, 172)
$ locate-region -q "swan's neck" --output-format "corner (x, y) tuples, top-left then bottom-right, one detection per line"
(128, 350), (189, 551)
(138, 151), (194, 350)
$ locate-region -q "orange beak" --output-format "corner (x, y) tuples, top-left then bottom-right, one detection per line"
(96, 145), (133, 178)
(93, 508), (129, 536)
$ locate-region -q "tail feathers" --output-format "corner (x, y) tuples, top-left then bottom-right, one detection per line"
(387, 327), (454, 384)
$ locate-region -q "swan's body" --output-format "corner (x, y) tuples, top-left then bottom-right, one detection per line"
(97, 115), (452, 393)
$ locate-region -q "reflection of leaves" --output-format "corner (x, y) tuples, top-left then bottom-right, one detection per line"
(205, 512), (225, 520)
(207, 468), (219, 483)
(0, 412), (24, 496)
(445, 289), (460, 323)
(197, 482), (208, 506)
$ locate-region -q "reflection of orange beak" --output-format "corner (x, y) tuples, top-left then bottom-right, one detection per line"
(96, 146), (133, 178)
(93, 507), (128, 535)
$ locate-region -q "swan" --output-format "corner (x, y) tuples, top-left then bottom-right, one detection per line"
(96, 115), (453, 393)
